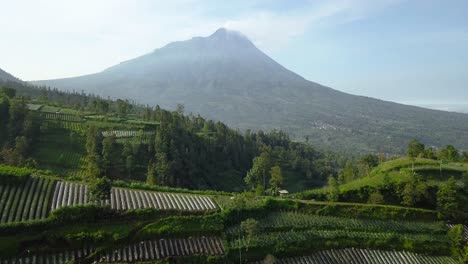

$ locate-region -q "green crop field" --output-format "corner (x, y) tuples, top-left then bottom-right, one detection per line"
(0, 177), (55, 223)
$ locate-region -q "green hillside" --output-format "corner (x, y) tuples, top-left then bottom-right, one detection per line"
(0, 82), (467, 263)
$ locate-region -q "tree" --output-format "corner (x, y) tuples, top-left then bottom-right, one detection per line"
(122, 142), (134, 178)
(88, 176), (112, 203)
(269, 165), (284, 195)
(401, 174), (427, 207)
(327, 176), (339, 202)
(340, 161), (359, 183)
(423, 147), (437, 160)
(85, 126), (103, 178)
(240, 218), (259, 251)
(116, 99), (131, 117)
(437, 176), (459, 220)
(244, 152), (271, 193)
(461, 151), (468, 162)
(360, 154), (379, 168)
(146, 161), (158, 185)
(0, 87), (16, 98)
(448, 224), (464, 257)
(438, 145), (460, 162)
(101, 135), (120, 178)
(368, 190), (385, 204)
(407, 139), (425, 173)
(155, 152), (172, 186)
(462, 172), (468, 193)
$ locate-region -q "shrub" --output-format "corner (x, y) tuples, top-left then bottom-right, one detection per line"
(0, 164), (33, 185)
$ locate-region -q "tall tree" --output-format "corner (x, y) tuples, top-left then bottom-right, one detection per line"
(407, 139), (425, 173)
(437, 176), (459, 220)
(240, 218), (259, 251)
(85, 126), (103, 178)
(401, 174), (427, 207)
(88, 176), (112, 203)
(102, 135), (120, 178)
(438, 145), (460, 162)
(327, 176), (339, 202)
(244, 152), (271, 194)
(269, 165), (284, 195)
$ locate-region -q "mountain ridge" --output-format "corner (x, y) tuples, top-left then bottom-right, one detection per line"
(0, 67), (22, 83)
(31, 28), (468, 153)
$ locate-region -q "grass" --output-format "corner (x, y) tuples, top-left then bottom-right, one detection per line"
(296, 157), (467, 200)
(40, 105), (61, 113)
(136, 214), (224, 239)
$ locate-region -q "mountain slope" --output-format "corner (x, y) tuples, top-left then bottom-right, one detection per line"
(0, 67), (22, 83)
(32, 28), (468, 153)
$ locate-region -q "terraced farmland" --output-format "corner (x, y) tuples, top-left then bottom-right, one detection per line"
(228, 211), (446, 235)
(0, 177), (55, 223)
(229, 229), (450, 255)
(40, 112), (83, 122)
(0, 236), (224, 263)
(51, 181), (218, 211)
(249, 248), (459, 264)
(102, 130), (138, 138)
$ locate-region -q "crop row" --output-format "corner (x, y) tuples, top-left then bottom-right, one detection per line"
(51, 181), (218, 212)
(41, 120), (87, 135)
(102, 130), (138, 138)
(0, 177), (55, 223)
(249, 248), (458, 264)
(0, 236), (224, 263)
(102, 130), (155, 138)
(40, 112), (83, 122)
(228, 211), (446, 235)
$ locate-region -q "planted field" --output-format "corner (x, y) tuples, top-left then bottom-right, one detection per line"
(102, 130), (138, 138)
(0, 236), (224, 263)
(228, 211), (446, 235)
(228, 229), (450, 257)
(249, 248), (459, 264)
(51, 181), (218, 212)
(40, 112), (83, 122)
(0, 177), (55, 223)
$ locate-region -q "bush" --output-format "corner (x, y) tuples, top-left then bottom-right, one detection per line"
(0, 164), (33, 185)
(112, 179), (232, 196)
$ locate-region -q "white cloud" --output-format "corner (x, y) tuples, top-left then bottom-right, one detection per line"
(0, 0), (400, 80)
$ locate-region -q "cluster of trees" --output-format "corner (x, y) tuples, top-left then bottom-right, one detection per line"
(337, 153), (381, 184)
(244, 152), (285, 195)
(0, 87), (40, 167)
(84, 126), (147, 181)
(407, 139), (468, 163)
(80, 104), (337, 191)
(2, 80), (137, 118)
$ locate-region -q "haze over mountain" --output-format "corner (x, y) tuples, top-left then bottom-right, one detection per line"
(32, 28), (468, 153)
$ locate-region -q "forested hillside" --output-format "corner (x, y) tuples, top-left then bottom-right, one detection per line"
(0, 81), (338, 192)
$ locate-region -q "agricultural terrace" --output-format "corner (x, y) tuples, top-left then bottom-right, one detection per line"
(249, 248), (459, 264)
(0, 236), (224, 263)
(51, 181), (218, 212)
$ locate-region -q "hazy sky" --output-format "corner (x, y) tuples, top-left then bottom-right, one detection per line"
(1, 0), (467, 104)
